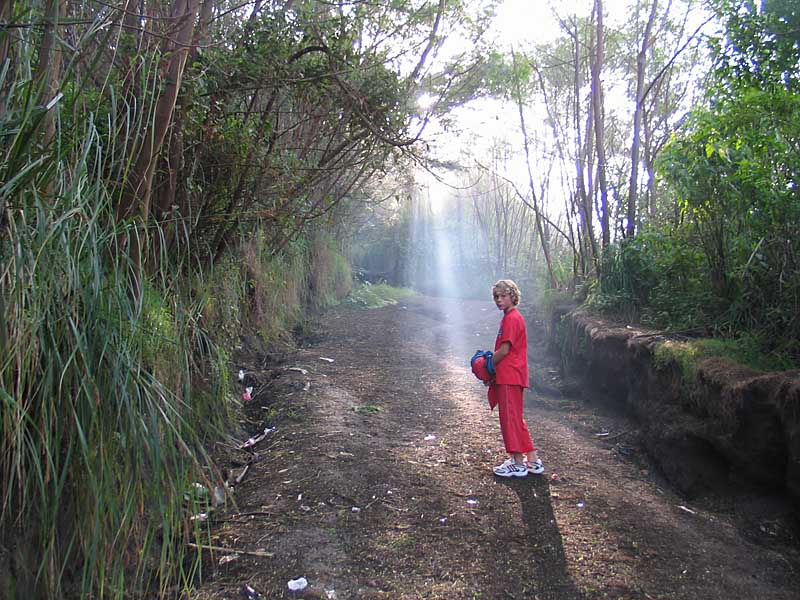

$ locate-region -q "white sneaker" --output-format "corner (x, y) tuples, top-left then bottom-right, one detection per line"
(502, 457), (545, 475)
(527, 458), (545, 475)
(493, 461), (528, 478)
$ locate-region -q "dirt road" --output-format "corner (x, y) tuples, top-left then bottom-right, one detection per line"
(191, 297), (799, 599)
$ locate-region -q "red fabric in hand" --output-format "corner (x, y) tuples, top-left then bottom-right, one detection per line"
(471, 355), (492, 382)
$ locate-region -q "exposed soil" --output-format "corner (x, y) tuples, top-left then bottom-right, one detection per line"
(190, 296), (800, 600)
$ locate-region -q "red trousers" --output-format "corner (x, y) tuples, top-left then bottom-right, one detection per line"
(488, 384), (535, 455)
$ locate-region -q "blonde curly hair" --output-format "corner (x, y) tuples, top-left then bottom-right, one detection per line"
(491, 279), (521, 306)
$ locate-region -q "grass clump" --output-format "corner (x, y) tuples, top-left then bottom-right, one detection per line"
(653, 340), (700, 381)
(353, 404), (383, 415)
(0, 195), (230, 598)
(345, 283), (415, 308)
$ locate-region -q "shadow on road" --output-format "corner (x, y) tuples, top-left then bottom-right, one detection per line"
(494, 475), (587, 600)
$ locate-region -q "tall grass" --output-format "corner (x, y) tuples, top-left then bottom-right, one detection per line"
(235, 230), (307, 345)
(197, 226), (356, 353)
(308, 231), (353, 309)
(1, 51), (229, 600)
(204, 228), (353, 347)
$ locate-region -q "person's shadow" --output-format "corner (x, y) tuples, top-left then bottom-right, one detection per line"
(493, 475), (587, 599)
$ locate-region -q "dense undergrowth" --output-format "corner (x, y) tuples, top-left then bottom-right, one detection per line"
(587, 228), (800, 372)
(1, 193), (226, 596)
(582, 3), (800, 373)
(0, 2), (384, 596)
(0, 184), (352, 598)
(0, 97), (352, 600)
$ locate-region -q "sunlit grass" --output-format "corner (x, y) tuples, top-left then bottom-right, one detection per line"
(654, 335), (796, 378)
(345, 283), (416, 308)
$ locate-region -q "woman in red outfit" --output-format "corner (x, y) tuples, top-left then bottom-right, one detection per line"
(488, 279), (544, 478)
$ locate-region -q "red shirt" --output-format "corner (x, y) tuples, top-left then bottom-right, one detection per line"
(494, 308), (529, 388)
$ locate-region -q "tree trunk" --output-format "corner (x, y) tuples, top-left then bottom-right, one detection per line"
(534, 63), (581, 278)
(34, 0), (66, 150)
(117, 0), (201, 224)
(0, 0), (14, 118)
(115, 0), (200, 299)
(644, 115), (657, 220)
(512, 51), (558, 289)
(591, 0), (610, 248)
(155, 0), (215, 258)
(570, 18), (597, 272)
(628, 0), (659, 238)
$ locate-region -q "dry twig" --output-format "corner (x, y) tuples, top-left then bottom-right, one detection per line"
(188, 543), (274, 558)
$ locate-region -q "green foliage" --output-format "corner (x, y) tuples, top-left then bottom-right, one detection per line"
(0, 0), (489, 596)
(331, 253), (354, 298)
(590, 229), (714, 329)
(139, 282), (179, 371)
(590, 2), (800, 368)
(345, 283), (416, 308)
(202, 229), (353, 347)
(185, 5), (443, 260)
(199, 254), (246, 348)
(710, 0), (800, 95)
(593, 221), (800, 368)
(308, 232), (353, 309)
(0, 40), (230, 593)
(0, 190), (229, 597)
(653, 335), (795, 377)
(244, 235), (306, 345)
(694, 336), (797, 372)
(656, 89), (800, 353)
(540, 288), (577, 319)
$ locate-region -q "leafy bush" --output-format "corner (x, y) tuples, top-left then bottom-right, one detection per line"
(638, 2), (800, 366)
(592, 223), (800, 369)
(591, 229), (714, 330)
